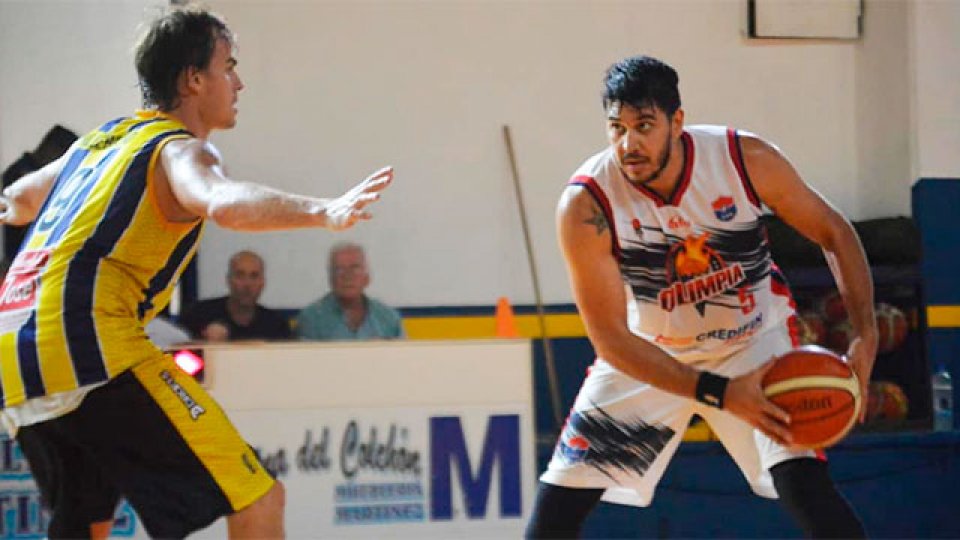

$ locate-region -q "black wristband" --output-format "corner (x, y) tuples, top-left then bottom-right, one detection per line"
(695, 371), (730, 409)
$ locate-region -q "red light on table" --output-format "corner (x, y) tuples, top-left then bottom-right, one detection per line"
(174, 349), (204, 376)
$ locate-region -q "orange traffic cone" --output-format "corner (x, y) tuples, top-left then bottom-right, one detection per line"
(494, 296), (519, 338)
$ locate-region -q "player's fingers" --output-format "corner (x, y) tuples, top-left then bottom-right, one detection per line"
(845, 362), (869, 423)
(365, 166), (393, 184)
(758, 426), (790, 447)
(350, 193), (380, 212)
(762, 399), (791, 425)
(359, 192), (381, 204)
(757, 414), (793, 446)
(360, 178), (391, 197)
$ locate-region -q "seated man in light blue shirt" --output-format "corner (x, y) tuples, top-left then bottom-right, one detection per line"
(297, 242), (404, 340)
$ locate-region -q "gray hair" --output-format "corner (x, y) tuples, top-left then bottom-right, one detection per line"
(327, 242), (367, 277)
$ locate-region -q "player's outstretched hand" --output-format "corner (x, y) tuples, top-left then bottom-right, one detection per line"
(724, 360), (793, 446)
(325, 166), (394, 231)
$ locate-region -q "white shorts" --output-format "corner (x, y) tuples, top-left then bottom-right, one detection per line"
(540, 325), (815, 507)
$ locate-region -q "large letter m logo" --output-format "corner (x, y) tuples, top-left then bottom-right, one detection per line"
(429, 415), (521, 520)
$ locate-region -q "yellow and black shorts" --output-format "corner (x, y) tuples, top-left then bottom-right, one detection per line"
(16, 354), (275, 539)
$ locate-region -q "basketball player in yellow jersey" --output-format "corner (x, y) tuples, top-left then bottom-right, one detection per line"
(0, 6), (392, 539)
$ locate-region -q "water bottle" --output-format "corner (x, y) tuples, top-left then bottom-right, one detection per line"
(931, 363), (954, 431)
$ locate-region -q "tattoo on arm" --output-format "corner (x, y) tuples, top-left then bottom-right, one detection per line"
(584, 204), (609, 235)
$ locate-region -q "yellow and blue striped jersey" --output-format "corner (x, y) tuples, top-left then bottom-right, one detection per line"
(0, 110), (202, 408)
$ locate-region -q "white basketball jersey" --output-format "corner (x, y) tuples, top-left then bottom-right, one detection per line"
(570, 125), (797, 364)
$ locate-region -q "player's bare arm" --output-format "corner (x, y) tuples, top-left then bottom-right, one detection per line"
(0, 155), (67, 226)
(558, 185), (791, 443)
(583, 203), (609, 235)
(557, 185), (691, 391)
(157, 138), (393, 231)
(742, 134), (878, 421)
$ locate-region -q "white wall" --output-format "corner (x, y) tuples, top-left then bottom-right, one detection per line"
(0, 1), (154, 169)
(0, 0), (948, 309)
(854, 0), (912, 219)
(197, 0), (864, 308)
(909, 0), (960, 179)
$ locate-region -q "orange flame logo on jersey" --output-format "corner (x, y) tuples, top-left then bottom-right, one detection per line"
(674, 233), (713, 277)
(660, 232), (745, 313)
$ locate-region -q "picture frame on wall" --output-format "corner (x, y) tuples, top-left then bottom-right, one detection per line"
(747, 0), (863, 40)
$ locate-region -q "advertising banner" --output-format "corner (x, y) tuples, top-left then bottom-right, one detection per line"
(0, 340), (534, 539)
(193, 404), (533, 538)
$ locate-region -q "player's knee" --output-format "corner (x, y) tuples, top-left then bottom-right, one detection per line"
(261, 480), (286, 513)
(227, 481), (285, 538)
(244, 480), (285, 518)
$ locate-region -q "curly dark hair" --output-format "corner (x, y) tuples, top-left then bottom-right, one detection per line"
(134, 6), (233, 111)
(602, 55), (681, 116)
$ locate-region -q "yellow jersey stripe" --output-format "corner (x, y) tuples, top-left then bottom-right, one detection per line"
(0, 111), (202, 407)
(132, 356), (275, 511)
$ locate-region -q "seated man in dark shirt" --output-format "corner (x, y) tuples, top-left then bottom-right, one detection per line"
(180, 250), (292, 341)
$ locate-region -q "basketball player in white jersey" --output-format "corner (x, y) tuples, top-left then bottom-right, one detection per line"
(526, 56), (876, 538)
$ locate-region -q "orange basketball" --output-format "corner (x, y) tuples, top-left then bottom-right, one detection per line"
(797, 310), (827, 346)
(875, 303), (909, 354)
(865, 380), (909, 423)
(817, 290), (847, 324)
(762, 345), (862, 450)
(826, 319), (854, 354)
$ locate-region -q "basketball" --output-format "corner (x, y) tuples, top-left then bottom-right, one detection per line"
(762, 345), (862, 450)
(797, 310), (827, 346)
(875, 303), (909, 353)
(865, 380), (909, 424)
(826, 319), (854, 353)
(817, 290), (847, 324)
